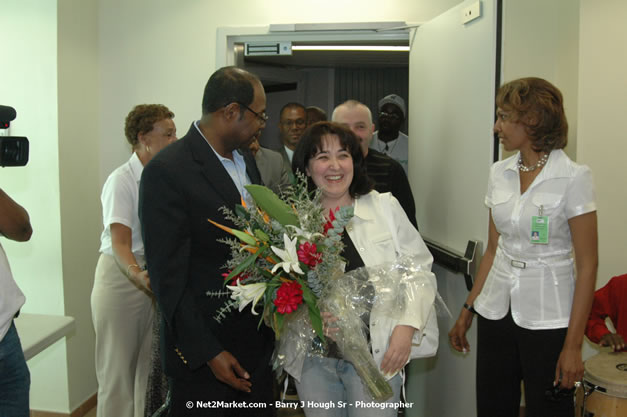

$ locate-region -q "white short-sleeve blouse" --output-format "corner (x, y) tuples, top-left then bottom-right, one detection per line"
(99, 152), (145, 257)
(474, 149), (596, 329)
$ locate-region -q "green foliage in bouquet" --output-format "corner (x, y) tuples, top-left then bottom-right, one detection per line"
(208, 173), (354, 343)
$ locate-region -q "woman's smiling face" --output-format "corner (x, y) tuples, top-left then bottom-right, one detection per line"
(306, 134), (354, 205)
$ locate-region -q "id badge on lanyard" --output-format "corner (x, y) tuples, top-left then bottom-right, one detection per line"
(531, 204), (549, 244)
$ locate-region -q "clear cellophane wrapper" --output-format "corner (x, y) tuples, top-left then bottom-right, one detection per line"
(272, 254), (449, 402)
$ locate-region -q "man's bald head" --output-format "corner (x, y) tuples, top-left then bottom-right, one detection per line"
(332, 100), (374, 156)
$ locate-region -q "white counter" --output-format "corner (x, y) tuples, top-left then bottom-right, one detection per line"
(14, 313), (75, 360)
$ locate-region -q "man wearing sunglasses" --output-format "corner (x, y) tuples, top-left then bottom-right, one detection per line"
(371, 94), (409, 174)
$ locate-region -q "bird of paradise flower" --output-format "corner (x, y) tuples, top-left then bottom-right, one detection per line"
(208, 184), (327, 342)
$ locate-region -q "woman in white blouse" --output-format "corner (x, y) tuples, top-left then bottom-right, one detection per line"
(449, 78), (597, 417)
(291, 122), (438, 417)
(91, 104), (176, 417)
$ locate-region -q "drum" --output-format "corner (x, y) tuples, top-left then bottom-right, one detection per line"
(576, 351), (627, 417)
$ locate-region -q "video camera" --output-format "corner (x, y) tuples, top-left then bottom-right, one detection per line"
(0, 105), (29, 167)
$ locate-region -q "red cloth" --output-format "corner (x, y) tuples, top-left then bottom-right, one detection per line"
(585, 274), (627, 345)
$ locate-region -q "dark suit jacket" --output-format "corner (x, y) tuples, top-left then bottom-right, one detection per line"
(139, 123), (274, 383)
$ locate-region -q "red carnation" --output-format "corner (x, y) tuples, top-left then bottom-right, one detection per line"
(298, 242), (322, 267)
(323, 207), (340, 235)
(273, 281), (303, 314)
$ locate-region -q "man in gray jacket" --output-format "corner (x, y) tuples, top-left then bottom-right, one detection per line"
(249, 138), (291, 194)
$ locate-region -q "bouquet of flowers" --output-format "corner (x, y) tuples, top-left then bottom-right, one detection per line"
(208, 174), (353, 342)
(208, 175), (396, 401)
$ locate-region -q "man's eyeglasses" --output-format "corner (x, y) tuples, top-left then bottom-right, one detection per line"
(236, 102), (268, 123)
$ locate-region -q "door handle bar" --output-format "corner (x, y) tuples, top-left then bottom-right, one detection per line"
(423, 239), (480, 291)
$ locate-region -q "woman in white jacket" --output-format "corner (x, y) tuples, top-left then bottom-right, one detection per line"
(291, 122), (438, 417)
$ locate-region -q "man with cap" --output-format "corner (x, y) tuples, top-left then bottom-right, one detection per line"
(371, 94), (409, 174)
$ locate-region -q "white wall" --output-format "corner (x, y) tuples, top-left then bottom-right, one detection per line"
(0, 0), (70, 412)
(1, 1), (101, 413)
(58, 0), (101, 409)
(501, 0), (580, 159)
(578, 0), (627, 291)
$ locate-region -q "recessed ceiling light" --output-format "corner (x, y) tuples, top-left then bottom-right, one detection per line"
(291, 45), (409, 52)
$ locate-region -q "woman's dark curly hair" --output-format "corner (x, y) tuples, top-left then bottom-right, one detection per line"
(291, 121), (373, 198)
(124, 104), (175, 148)
(496, 77), (568, 152)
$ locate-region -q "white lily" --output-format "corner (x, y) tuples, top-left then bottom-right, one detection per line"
(286, 225), (324, 241)
(226, 281), (267, 315)
(271, 234), (304, 275)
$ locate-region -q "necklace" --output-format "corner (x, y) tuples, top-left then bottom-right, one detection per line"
(517, 153), (549, 172)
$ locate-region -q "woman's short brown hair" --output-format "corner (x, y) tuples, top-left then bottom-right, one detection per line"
(496, 77), (568, 152)
(124, 104), (174, 147)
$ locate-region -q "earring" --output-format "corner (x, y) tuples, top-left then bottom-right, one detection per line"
(146, 145), (151, 154)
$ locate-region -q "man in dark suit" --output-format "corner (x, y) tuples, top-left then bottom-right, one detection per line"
(139, 67), (275, 416)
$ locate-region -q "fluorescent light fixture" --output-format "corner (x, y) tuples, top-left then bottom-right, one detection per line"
(291, 45), (410, 52)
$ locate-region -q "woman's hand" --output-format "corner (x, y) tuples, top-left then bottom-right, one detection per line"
(380, 325), (415, 376)
(448, 212), (498, 353)
(449, 308), (474, 352)
(126, 264), (152, 294)
(110, 222), (152, 294)
(136, 269), (152, 292)
(554, 345), (584, 389)
(321, 312), (339, 341)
